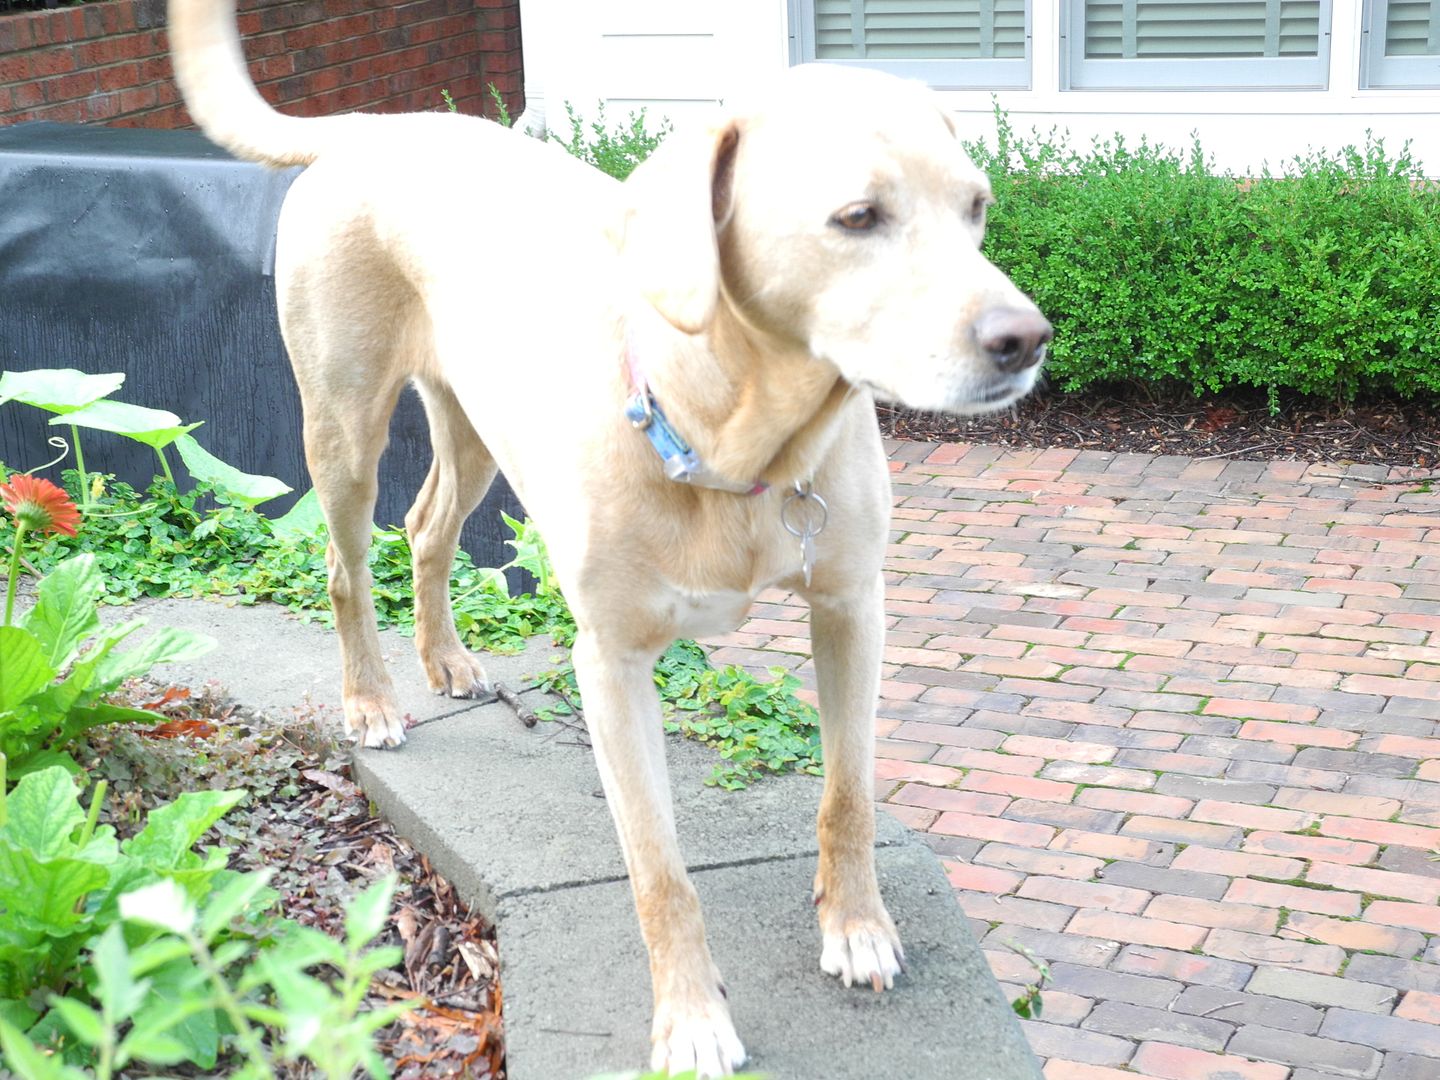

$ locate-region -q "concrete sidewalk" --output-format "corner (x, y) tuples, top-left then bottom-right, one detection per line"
(137, 597), (1042, 1080)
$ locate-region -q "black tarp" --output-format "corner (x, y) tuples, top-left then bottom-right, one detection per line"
(0, 121), (524, 572)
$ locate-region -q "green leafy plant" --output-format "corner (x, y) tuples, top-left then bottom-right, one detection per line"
(0, 369), (123, 509)
(0, 765), (246, 1066)
(555, 102), (671, 180)
(0, 551), (214, 778)
(17, 472), (818, 788)
(966, 110), (1440, 405)
(537, 640), (823, 790)
(119, 874), (412, 1080)
(657, 642), (823, 789)
(486, 82), (512, 127)
(17, 474), (567, 654)
(1, 369), (291, 508)
(172, 435), (292, 508)
(0, 767), (413, 1077)
(1004, 941), (1051, 1020)
(440, 84), (513, 128)
(56, 399), (202, 488)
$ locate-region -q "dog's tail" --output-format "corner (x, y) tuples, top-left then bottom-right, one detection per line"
(168, 0), (341, 167)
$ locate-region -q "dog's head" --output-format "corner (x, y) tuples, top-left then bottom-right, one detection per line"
(615, 64), (1050, 416)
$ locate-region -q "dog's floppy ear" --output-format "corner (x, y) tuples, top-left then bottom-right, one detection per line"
(611, 120), (741, 335)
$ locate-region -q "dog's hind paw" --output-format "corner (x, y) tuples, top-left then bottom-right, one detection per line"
(819, 923), (906, 992)
(650, 1002), (747, 1078)
(422, 648), (492, 700)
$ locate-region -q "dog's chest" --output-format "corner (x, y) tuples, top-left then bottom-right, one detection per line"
(667, 589), (756, 640)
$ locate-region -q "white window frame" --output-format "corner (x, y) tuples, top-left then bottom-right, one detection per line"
(1361, 0), (1440, 86)
(1061, 0), (1335, 90)
(790, 0), (1034, 90)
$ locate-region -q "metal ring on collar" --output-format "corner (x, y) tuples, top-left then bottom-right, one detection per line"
(781, 482), (829, 538)
(630, 391), (655, 430)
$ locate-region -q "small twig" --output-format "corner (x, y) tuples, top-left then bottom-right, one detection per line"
(546, 714), (589, 736)
(1349, 471), (1440, 486)
(1194, 442), (1283, 461)
(1194, 1000), (1245, 1017)
(425, 985), (489, 1008)
(539, 1027), (612, 1038)
(0, 545), (42, 581)
(494, 682), (538, 728)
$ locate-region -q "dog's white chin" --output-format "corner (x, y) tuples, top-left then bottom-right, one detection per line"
(863, 367), (1039, 416)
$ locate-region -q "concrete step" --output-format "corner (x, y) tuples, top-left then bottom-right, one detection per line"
(499, 843), (1040, 1080)
(139, 599), (1042, 1080)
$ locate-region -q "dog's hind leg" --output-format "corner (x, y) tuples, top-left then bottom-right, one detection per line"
(297, 373), (408, 749)
(808, 571), (905, 992)
(406, 378), (497, 698)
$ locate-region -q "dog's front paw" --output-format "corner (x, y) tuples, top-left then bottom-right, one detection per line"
(421, 646), (491, 699)
(820, 922), (905, 991)
(343, 693), (407, 749)
(815, 885), (905, 992)
(649, 990), (746, 1079)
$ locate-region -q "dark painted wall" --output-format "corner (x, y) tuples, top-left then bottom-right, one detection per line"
(0, 122), (524, 574)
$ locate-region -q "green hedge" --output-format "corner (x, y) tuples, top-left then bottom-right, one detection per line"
(968, 113), (1440, 403)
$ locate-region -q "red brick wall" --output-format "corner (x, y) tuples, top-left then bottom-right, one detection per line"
(0, 0), (523, 128)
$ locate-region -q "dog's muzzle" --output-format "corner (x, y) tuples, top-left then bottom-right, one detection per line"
(975, 307), (1053, 375)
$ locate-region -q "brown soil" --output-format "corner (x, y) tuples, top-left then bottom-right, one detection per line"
(878, 384), (1440, 470)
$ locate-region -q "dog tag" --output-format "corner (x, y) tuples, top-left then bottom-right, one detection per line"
(782, 482), (829, 588)
(800, 530), (818, 587)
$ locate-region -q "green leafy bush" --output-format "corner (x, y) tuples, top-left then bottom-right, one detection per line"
(555, 102), (670, 180)
(968, 112), (1440, 403)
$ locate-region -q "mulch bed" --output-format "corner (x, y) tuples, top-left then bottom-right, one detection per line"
(879, 384), (1440, 470)
(90, 682), (505, 1079)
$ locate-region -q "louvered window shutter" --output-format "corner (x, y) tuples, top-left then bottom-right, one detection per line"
(1361, 0), (1440, 87)
(797, 0), (1032, 87)
(1383, 0), (1439, 55)
(815, 0), (1027, 60)
(1064, 0), (1332, 86)
(1082, 0), (1321, 59)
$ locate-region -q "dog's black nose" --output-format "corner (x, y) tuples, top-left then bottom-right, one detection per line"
(976, 308), (1053, 374)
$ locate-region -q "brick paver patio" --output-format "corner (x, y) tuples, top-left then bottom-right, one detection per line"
(711, 441), (1440, 1080)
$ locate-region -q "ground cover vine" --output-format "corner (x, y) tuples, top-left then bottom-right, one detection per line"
(8, 465), (821, 788)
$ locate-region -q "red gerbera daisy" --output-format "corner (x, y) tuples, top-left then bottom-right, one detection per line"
(1, 473), (80, 537)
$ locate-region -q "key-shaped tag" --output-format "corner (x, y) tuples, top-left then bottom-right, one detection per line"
(782, 482), (829, 588)
(800, 529), (818, 587)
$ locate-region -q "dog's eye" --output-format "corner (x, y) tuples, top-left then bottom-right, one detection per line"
(830, 203), (880, 232)
(969, 195), (993, 225)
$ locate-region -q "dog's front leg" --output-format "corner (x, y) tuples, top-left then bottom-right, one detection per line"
(571, 632), (747, 1079)
(808, 571), (905, 991)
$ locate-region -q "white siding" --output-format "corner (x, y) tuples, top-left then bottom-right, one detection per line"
(532, 1), (790, 129)
(523, 0), (1440, 174)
